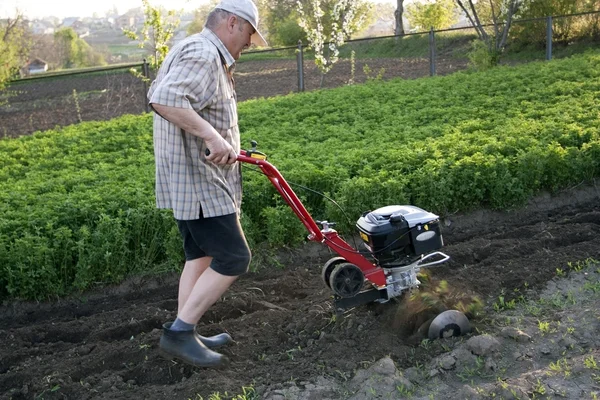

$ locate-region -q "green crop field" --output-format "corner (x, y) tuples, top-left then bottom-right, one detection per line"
(1, 50), (599, 300)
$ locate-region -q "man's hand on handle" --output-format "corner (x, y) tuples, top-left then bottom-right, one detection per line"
(204, 136), (237, 165)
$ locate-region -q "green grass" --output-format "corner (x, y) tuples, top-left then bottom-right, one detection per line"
(241, 47), (298, 63)
(340, 31), (478, 59)
(107, 44), (148, 55)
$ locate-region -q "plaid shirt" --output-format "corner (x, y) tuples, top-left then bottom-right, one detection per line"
(148, 29), (241, 220)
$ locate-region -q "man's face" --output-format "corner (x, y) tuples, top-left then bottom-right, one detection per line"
(230, 17), (255, 60)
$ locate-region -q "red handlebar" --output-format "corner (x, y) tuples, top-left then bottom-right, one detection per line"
(237, 150), (323, 241)
(235, 150), (386, 287)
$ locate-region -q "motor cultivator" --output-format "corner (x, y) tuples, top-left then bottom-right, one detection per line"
(237, 143), (451, 314)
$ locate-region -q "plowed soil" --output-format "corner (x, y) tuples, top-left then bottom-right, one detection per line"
(1, 184), (599, 400)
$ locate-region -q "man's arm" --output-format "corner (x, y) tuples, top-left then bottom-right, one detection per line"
(152, 103), (237, 165)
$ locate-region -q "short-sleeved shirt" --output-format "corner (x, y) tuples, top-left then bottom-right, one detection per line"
(148, 28), (241, 220)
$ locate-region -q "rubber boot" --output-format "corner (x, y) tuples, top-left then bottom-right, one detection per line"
(159, 323), (229, 368)
(197, 332), (233, 349)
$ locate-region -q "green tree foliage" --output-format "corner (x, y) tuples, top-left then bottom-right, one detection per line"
(406, 0), (458, 31)
(262, 0), (372, 47)
(456, 0), (523, 66)
(54, 27), (106, 69)
(298, 0), (372, 76)
(123, 0), (181, 69)
(258, 0), (305, 46)
(515, 0), (600, 44)
(0, 14), (30, 85)
(269, 10), (307, 46)
(298, 0), (372, 40)
(273, 14), (307, 46)
(186, 0), (219, 36)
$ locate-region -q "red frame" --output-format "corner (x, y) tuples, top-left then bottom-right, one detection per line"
(238, 151), (387, 288)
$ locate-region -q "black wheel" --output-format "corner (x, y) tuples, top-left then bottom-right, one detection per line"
(321, 257), (346, 288)
(329, 263), (365, 298)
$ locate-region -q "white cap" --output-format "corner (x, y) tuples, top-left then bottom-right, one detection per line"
(216, 0), (268, 47)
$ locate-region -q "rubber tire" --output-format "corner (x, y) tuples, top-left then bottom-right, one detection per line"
(329, 263), (365, 298)
(321, 257), (346, 289)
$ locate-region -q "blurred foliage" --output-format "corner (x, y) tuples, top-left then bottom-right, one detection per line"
(54, 28), (107, 69)
(0, 13), (31, 85)
(122, 0), (180, 69)
(186, 0), (219, 36)
(406, 0), (459, 31)
(513, 0), (600, 45)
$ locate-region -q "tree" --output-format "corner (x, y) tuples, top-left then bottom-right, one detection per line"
(0, 13), (30, 85)
(54, 27), (106, 69)
(123, 0), (181, 70)
(54, 28), (79, 68)
(395, 0), (405, 36)
(297, 0), (371, 83)
(298, 0), (367, 82)
(406, 0), (458, 31)
(515, 0), (600, 43)
(298, 0), (371, 41)
(269, 11), (307, 46)
(186, 0), (219, 36)
(29, 34), (57, 68)
(455, 0), (523, 64)
(261, 0), (307, 46)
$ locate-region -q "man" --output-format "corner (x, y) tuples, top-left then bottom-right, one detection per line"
(147, 0), (267, 368)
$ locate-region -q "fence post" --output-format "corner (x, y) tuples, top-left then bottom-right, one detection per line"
(297, 40), (305, 92)
(546, 16), (553, 61)
(429, 27), (437, 76)
(142, 59), (150, 112)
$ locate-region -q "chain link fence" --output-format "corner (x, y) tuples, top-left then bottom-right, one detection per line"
(2, 11), (599, 138)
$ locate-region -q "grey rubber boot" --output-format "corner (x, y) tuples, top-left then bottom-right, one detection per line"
(159, 323), (229, 368)
(197, 331), (233, 349)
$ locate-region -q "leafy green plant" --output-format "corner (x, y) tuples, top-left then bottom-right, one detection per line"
(468, 39), (500, 71)
(2, 51), (600, 300)
(548, 358), (571, 378)
(532, 379), (546, 395)
(538, 320), (551, 335)
(584, 355), (599, 370)
(493, 295), (517, 312)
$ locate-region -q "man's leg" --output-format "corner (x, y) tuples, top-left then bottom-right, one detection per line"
(160, 261), (237, 368)
(178, 267), (238, 324)
(178, 256), (212, 314)
(178, 214), (251, 323)
(160, 214), (251, 367)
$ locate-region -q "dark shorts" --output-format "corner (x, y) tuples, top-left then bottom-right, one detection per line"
(176, 213), (252, 276)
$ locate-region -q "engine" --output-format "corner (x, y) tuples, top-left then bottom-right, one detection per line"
(356, 205), (444, 267)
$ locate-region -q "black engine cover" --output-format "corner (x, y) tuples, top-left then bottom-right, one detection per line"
(356, 205), (443, 266)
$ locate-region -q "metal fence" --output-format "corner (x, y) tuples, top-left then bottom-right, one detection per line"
(1, 10), (599, 138)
